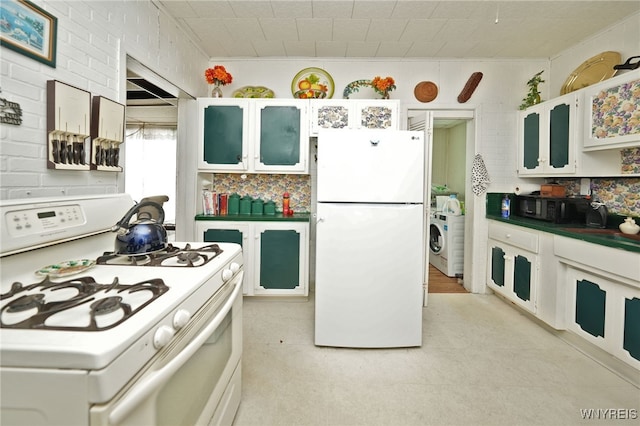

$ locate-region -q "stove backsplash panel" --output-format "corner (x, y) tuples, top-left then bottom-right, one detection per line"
(211, 174), (311, 212)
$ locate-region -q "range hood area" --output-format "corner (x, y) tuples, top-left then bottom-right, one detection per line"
(125, 67), (179, 128)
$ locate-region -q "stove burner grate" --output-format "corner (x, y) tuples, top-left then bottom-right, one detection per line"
(96, 243), (223, 267)
(0, 276), (168, 331)
(91, 296), (124, 315)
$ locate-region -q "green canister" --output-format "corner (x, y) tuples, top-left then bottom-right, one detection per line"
(228, 193), (240, 215)
(239, 196), (252, 215)
(251, 198), (264, 215)
(264, 200), (276, 215)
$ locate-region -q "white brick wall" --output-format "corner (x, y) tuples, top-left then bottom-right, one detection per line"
(0, 0), (208, 200)
(1, 3), (637, 201)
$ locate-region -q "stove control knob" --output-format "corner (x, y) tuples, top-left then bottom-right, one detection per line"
(229, 262), (240, 273)
(173, 309), (191, 329)
(222, 268), (233, 282)
(153, 325), (175, 349)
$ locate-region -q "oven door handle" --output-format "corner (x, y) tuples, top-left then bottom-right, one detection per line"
(108, 272), (243, 425)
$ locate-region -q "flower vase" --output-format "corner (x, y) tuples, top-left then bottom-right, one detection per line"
(533, 91), (541, 105)
(211, 83), (223, 98)
(381, 91), (390, 100)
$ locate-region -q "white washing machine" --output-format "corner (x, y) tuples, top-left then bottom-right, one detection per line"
(429, 212), (465, 277)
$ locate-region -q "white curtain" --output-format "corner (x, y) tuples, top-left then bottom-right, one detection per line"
(125, 126), (177, 224)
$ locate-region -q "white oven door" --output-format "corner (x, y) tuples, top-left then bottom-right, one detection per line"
(90, 271), (243, 426)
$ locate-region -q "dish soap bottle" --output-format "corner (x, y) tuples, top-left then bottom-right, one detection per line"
(501, 194), (511, 218)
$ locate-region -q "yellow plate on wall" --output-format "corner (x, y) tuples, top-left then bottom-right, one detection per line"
(232, 86), (275, 98)
(560, 51), (621, 95)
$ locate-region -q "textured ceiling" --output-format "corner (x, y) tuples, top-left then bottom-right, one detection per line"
(156, 0), (640, 59)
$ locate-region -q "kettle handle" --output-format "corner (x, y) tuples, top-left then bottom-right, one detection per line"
(113, 201), (165, 231)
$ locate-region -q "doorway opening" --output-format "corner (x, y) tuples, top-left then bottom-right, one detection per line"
(124, 57), (185, 233)
(407, 109), (475, 301)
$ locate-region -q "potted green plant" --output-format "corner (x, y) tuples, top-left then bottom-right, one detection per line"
(519, 70), (545, 110)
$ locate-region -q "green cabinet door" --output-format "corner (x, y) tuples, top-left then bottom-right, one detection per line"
(522, 111), (540, 170)
(203, 105), (244, 165)
(624, 297), (640, 361)
(203, 229), (244, 247)
(259, 229), (300, 290)
(548, 103), (570, 169)
(513, 254), (532, 302)
(575, 279), (606, 338)
(258, 106), (301, 166)
(491, 246), (505, 287)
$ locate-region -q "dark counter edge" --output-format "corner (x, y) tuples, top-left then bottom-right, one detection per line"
(196, 212), (311, 222)
(486, 193), (640, 253)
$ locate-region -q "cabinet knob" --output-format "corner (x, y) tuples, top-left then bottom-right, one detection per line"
(506, 233), (511, 238)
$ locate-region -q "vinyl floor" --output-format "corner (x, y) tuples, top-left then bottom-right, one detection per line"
(234, 292), (639, 426)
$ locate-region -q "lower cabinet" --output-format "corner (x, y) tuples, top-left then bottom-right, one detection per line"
(487, 222), (538, 314)
(487, 241), (538, 313)
(196, 220), (309, 296)
(554, 235), (640, 370)
(565, 267), (640, 369)
(486, 222), (539, 314)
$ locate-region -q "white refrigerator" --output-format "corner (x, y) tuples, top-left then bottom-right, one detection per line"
(315, 129), (425, 348)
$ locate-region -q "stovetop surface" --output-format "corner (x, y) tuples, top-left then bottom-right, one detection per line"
(0, 238), (242, 370)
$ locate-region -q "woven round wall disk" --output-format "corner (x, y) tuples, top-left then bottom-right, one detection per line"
(414, 81), (438, 102)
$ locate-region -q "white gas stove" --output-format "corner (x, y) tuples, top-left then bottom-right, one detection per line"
(0, 194), (244, 425)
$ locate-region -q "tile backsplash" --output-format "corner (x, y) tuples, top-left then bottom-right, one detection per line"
(621, 148), (640, 174)
(551, 176), (639, 216)
(211, 174), (311, 212)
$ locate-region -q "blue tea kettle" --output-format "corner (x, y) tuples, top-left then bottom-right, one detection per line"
(111, 201), (167, 255)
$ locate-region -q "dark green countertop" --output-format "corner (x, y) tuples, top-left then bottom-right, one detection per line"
(485, 193), (640, 253)
(195, 212), (311, 222)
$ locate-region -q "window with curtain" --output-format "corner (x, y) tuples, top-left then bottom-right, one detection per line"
(125, 126), (177, 224)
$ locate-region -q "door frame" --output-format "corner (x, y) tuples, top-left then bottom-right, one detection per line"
(404, 107), (478, 304)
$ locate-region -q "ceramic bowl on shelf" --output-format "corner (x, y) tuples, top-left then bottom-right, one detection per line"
(619, 217), (640, 235)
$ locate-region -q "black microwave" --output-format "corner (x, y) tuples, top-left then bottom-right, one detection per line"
(515, 196), (589, 223)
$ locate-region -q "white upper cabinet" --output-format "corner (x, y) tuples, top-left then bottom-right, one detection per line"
(517, 93), (578, 176)
(198, 98), (309, 174)
(583, 69), (640, 151)
(309, 99), (399, 135)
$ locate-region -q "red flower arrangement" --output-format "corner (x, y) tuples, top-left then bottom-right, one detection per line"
(205, 65), (233, 86)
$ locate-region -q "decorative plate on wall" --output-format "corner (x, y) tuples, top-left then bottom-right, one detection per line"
(414, 81), (439, 102)
(232, 86), (275, 98)
(343, 80), (373, 99)
(560, 51), (621, 95)
(291, 67), (334, 99)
